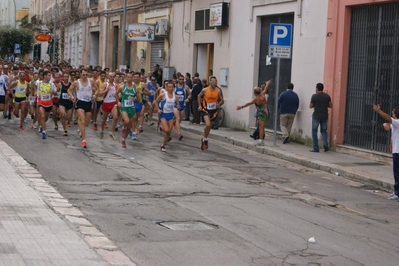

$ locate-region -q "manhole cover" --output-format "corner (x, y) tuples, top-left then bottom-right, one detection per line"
(158, 221), (218, 231)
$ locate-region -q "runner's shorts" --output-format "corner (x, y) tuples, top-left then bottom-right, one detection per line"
(76, 100), (92, 113)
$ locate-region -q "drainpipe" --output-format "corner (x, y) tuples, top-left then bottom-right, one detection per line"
(120, 0), (127, 66)
(102, 0), (108, 67)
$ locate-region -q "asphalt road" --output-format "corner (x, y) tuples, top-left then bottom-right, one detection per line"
(1, 117), (399, 266)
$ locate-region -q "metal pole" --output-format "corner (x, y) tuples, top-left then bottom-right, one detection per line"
(273, 58), (281, 146)
(120, 0), (127, 66)
(52, 0), (57, 64)
(12, 0), (16, 27)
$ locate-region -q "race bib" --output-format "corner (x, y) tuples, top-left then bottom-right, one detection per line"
(29, 100), (35, 106)
(150, 90), (155, 96)
(83, 95), (91, 101)
(124, 99), (133, 107)
(41, 94), (51, 100)
(207, 102), (217, 110)
(62, 93), (69, 100)
(178, 95), (184, 101)
(19, 87), (26, 93)
(165, 103), (174, 111)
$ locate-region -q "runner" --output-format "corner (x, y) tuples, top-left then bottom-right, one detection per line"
(93, 71), (106, 131)
(174, 74), (191, 140)
(97, 72), (119, 140)
(153, 80), (181, 152)
(115, 72), (140, 148)
(59, 72), (73, 136)
(51, 72), (61, 130)
(68, 68), (98, 148)
(0, 65), (10, 116)
(8, 71), (30, 130)
(28, 72), (39, 127)
(145, 75), (158, 126)
(197, 76), (224, 150)
(37, 70), (58, 139)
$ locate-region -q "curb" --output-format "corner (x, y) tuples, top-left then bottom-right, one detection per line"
(180, 125), (394, 192)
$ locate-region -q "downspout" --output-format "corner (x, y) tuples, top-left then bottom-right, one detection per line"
(102, 0), (108, 67)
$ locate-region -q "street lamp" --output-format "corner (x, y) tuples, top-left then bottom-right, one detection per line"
(52, 0), (58, 64)
(120, 0), (127, 66)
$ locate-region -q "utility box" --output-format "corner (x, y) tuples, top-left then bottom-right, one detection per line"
(155, 19), (169, 36)
(220, 68), (228, 87)
(163, 66), (175, 81)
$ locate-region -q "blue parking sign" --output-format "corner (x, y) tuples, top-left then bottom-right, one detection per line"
(269, 24), (292, 47)
(14, 43), (21, 54)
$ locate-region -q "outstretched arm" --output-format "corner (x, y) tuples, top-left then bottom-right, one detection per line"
(373, 104), (392, 123)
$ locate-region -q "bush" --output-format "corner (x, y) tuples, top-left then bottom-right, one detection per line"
(0, 26), (34, 58)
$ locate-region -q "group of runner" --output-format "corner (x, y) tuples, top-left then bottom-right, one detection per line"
(0, 62), (225, 152)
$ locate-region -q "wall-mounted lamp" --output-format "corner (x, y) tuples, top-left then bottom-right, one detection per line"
(140, 48), (146, 59)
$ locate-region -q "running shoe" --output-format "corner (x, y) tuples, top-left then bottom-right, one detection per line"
(200, 138), (205, 151)
(23, 119), (28, 124)
(149, 121), (155, 126)
(168, 137), (172, 142)
(8, 112), (11, 119)
(67, 121), (71, 127)
(138, 126), (143, 133)
(63, 130), (68, 136)
(93, 123), (98, 131)
(3, 112), (7, 118)
(78, 130), (82, 138)
(121, 139), (127, 148)
(104, 124), (108, 129)
(42, 132), (47, 139)
(73, 119), (77, 124)
(90, 119), (94, 123)
(99, 131), (104, 139)
(204, 139), (209, 149)
(129, 129), (133, 138)
(38, 126), (42, 133)
(255, 140), (264, 146)
(54, 125), (58, 130)
(19, 125), (24, 130)
(132, 133), (137, 140)
(81, 140), (87, 148)
(144, 113), (149, 122)
(178, 134), (183, 141)
(49, 113), (53, 119)
(30, 124), (37, 129)
(109, 132), (117, 140)
(15, 114), (19, 118)
(160, 145), (166, 152)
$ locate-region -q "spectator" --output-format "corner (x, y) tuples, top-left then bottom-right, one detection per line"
(309, 83), (332, 152)
(278, 83), (299, 144)
(191, 77), (202, 124)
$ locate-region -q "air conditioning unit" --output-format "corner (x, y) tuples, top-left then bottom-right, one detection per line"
(155, 19), (169, 36)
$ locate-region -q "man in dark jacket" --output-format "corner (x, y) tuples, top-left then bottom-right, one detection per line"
(278, 83), (299, 144)
(190, 77), (202, 124)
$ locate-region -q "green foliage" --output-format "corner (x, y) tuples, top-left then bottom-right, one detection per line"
(0, 26), (34, 58)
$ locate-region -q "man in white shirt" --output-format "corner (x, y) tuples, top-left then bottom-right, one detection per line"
(373, 104), (399, 201)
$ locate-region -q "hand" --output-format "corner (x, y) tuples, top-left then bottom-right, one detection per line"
(117, 102), (121, 108)
(198, 106), (202, 111)
(265, 80), (271, 85)
(236, 105), (241, 111)
(185, 99), (189, 103)
(383, 123), (391, 131)
(373, 104), (380, 112)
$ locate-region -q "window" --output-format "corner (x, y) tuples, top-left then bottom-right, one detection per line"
(195, 9), (215, 31)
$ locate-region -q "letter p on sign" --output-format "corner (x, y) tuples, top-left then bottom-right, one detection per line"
(269, 23), (292, 47)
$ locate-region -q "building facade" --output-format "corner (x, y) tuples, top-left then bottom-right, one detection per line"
(0, 0), (30, 28)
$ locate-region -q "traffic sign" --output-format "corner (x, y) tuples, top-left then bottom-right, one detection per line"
(268, 23), (292, 59)
(269, 23), (292, 47)
(14, 43), (21, 54)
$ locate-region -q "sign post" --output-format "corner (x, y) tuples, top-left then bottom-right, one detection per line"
(268, 23), (292, 146)
(14, 43), (21, 54)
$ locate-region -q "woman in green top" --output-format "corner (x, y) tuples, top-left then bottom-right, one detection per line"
(236, 80), (271, 146)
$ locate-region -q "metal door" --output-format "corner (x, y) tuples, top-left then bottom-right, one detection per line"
(258, 14), (294, 129)
(150, 42), (164, 69)
(344, 3), (399, 152)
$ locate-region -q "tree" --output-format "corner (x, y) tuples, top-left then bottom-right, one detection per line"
(0, 26), (34, 58)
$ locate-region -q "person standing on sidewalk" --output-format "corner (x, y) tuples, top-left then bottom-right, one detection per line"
(309, 83), (332, 152)
(373, 104), (399, 201)
(278, 83), (299, 144)
(191, 77), (203, 124)
(236, 80), (271, 146)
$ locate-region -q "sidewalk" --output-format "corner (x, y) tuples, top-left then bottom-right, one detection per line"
(0, 139), (135, 266)
(179, 122), (394, 192)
